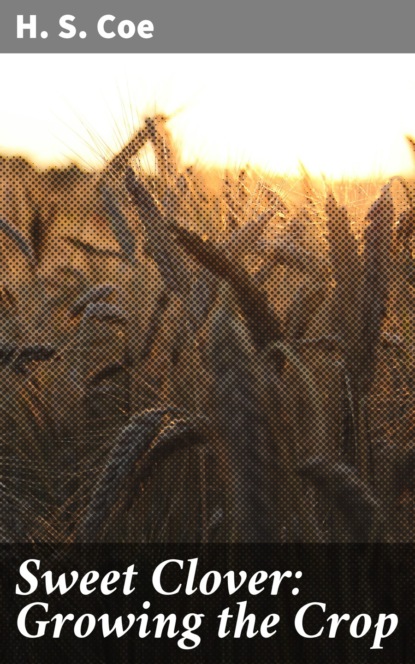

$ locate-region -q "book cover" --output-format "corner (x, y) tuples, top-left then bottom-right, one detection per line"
(0, 1), (414, 661)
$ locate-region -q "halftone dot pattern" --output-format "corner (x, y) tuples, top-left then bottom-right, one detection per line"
(0, 115), (414, 553)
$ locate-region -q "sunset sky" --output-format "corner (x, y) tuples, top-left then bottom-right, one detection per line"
(1, 53), (415, 179)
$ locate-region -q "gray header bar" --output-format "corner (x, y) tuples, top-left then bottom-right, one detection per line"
(1, 0), (414, 52)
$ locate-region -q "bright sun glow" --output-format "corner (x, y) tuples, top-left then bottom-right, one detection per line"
(1, 53), (415, 180)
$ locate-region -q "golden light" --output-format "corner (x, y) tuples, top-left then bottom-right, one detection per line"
(0, 53), (414, 179)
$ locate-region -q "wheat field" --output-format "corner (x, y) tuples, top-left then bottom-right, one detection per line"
(0, 115), (414, 544)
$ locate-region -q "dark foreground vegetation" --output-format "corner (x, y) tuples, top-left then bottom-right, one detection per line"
(1, 116), (415, 543)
